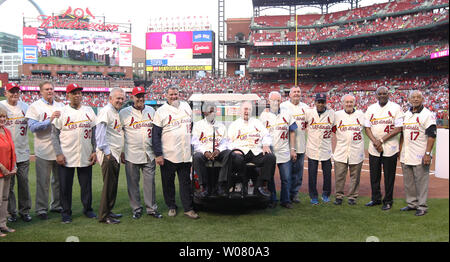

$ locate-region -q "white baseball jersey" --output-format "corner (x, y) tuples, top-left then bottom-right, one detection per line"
(96, 103), (124, 164)
(305, 108), (335, 161)
(119, 105), (155, 164)
(400, 107), (436, 165)
(365, 101), (404, 157)
(280, 100), (309, 154)
(26, 99), (64, 160)
(227, 117), (271, 156)
(191, 118), (228, 154)
(333, 109), (365, 165)
(0, 100), (30, 163)
(153, 101), (192, 163)
(53, 105), (96, 168)
(259, 110), (295, 163)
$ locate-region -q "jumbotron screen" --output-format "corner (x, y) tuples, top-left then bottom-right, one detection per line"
(146, 31), (213, 71)
(22, 27), (132, 67)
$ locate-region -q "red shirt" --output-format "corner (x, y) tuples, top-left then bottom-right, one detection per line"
(0, 127), (16, 178)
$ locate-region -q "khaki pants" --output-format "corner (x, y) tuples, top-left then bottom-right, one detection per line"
(0, 177), (11, 228)
(334, 161), (362, 200)
(401, 163), (429, 211)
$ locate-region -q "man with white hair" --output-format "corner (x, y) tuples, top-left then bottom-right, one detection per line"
(364, 86), (404, 211)
(399, 90), (436, 216)
(96, 87), (125, 224)
(280, 86), (308, 204)
(260, 92), (297, 208)
(191, 102), (229, 197)
(333, 94), (365, 205)
(227, 101), (275, 198)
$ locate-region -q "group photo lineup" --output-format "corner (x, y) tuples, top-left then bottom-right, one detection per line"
(0, 0), (448, 249)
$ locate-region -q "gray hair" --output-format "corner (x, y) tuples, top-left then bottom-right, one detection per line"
(376, 86), (389, 95)
(408, 90), (423, 99)
(109, 87), (125, 98)
(202, 102), (216, 113)
(341, 94), (356, 103)
(268, 91), (281, 100)
(165, 85), (179, 94)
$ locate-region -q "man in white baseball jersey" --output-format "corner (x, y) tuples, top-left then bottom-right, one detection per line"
(191, 102), (230, 197)
(96, 87), (125, 224)
(1, 83), (32, 223)
(260, 92), (297, 208)
(119, 86), (162, 220)
(364, 86), (404, 210)
(305, 93), (335, 205)
(152, 85), (199, 219)
(227, 101), (275, 198)
(26, 81), (64, 219)
(280, 86), (308, 204)
(399, 90), (436, 216)
(51, 84), (97, 224)
(333, 94), (365, 206)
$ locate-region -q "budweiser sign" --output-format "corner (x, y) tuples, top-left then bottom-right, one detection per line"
(38, 7), (119, 31)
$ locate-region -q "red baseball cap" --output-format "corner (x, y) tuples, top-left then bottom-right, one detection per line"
(132, 86), (146, 96)
(66, 83), (83, 93)
(5, 82), (20, 91)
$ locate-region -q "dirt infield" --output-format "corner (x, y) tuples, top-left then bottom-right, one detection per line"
(273, 156), (449, 199)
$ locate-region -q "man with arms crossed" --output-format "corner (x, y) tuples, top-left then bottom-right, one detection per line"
(364, 86), (404, 211)
(333, 94), (365, 205)
(152, 86), (199, 219)
(260, 91), (297, 208)
(52, 83), (97, 223)
(96, 87), (125, 224)
(26, 81), (63, 219)
(1, 83), (32, 223)
(119, 86), (162, 219)
(280, 86), (308, 204)
(399, 90), (436, 216)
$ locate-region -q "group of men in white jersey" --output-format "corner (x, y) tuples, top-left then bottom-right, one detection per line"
(0, 80), (436, 229)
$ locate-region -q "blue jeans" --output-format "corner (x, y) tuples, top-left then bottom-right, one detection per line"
(290, 153), (305, 198)
(268, 161), (293, 203)
(308, 158), (332, 199)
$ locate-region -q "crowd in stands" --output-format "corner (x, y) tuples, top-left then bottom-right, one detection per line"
(20, 74), (135, 89)
(252, 9), (448, 43)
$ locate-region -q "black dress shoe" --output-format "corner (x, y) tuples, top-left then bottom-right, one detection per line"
(334, 199), (343, 205)
(37, 213), (49, 220)
(148, 212), (163, 219)
(104, 217), (120, 224)
(382, 204), (392, 210)
(257, 186), (271, 197)
(132, 211), (142, 219)
(84, 211), (97, 219)
(400, 206), (417, 211)
(7, 214), (17, 223)
(108, 212), (123, 219)
(365, 201), (381, 207)
(415, 209), (427, 216)
(280, 202), (293, 209)
(20, 214), (32, 222)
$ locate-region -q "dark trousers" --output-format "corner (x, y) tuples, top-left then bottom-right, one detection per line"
(308, 158), (332, 199)
(231, 151), (276, 187)
(193, 151), (228, 186)
(369, 153), (397, 205)
(98, 156), (120, 222)
(160, 160), (193, 212)
(58, 165), (93, 218)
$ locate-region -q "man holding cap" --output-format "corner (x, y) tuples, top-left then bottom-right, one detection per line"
(26, 81), (64, 219)
(304, 93), (335, 205)
(0, 83), (32, 223)
(51, 83), (97, 223)
(119, 86), (162, 219)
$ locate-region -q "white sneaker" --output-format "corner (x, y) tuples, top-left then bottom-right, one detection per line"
(168, 209), (177, 217)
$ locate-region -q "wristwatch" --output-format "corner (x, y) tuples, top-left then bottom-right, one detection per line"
(425, 152), (431, 156)
(379, 138), (384, 144)
(291, 148), (296, 151)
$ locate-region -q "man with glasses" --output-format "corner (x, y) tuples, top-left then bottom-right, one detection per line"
(1, 83), (32, 223)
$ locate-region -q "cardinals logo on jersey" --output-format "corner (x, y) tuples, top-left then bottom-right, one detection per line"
(147, 113), (153, 121)
(129, 117), (135, 126)
(64, 117), (71, 127)
(282, 117), (289, 126)
(416, 117), (420, 125)
(22, 110), (25, 116)
(168, 115), (172, 125)
(199, 132), (205, 142)
(86, 114), (91, 122)
(43, 112), (48, 121)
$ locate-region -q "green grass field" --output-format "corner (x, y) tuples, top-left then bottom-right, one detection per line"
(38, 56), (106, 66)
(1, 161), (448, 242)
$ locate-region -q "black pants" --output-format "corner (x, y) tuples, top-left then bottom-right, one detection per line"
(58, 165), (93, 218)
(193, 150), (229, 186)
(160, 160), (193, 212)
(369, 153), (397, 205)
(308, 158), (332, 199)
(231, 151), (276, 187)
(98, 156), (120, 222)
